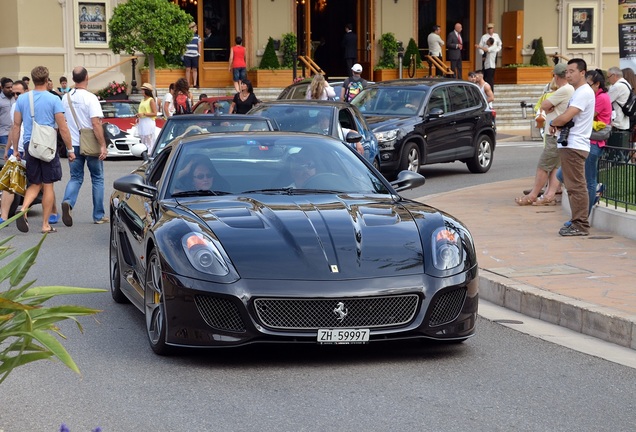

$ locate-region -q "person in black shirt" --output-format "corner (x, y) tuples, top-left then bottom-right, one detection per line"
(229, 79), (259, 114)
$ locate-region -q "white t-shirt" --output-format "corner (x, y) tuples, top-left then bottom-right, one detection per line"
(558, 84), (595, 152)
(163, 92), (174, 117)
(61, 89), (104, 147)
(609, 78), (632, 130)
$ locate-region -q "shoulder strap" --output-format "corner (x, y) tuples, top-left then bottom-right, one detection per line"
(29, 91), (34, 119)
(616, 81), (633, 109)
(66, 91), (81, 128)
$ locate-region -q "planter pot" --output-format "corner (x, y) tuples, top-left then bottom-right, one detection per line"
(102, 94), (128, 101)
(247, 69), (294, 87)
(497, 66), (553, 84)
(373, 69), (399, 82)
(140, 69), (186, 88)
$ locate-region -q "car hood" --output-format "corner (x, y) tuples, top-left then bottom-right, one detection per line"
(182, 194), (430, 280)
(363, 115), (418, 131)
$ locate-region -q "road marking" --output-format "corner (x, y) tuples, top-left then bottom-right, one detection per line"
(479, 300), (636, 369)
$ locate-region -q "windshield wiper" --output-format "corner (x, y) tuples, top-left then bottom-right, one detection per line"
(242, 188), (294, 194)
(172, 190), (229, 197)
(243, 188), (344, 195)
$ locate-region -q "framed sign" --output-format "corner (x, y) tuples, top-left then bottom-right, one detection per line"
(568, 3), (596, 48)
(75, 1), (108, 48)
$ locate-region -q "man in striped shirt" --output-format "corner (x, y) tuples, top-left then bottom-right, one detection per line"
(185, 22), (201, 88)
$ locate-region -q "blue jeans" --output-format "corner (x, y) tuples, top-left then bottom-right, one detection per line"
(62, 147), (105, 221)
(585, 144), (603, 215)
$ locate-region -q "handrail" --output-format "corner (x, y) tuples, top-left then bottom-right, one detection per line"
(298, 55), (323, 76)
(548, 53), (570, 63)
(424, 55), (454, 76)
(91, 56), (139, 80)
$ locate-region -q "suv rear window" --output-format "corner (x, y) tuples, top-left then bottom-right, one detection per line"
(448, 85), (474, 111)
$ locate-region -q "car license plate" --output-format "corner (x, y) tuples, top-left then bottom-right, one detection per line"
(317, 329), (370, 344)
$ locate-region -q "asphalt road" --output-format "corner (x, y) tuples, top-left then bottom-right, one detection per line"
(1, 141), (635, 432)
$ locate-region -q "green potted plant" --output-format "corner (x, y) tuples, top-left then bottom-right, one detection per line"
(403, 38), (423, 78)
(248, 36), (294, 87)
(374, 32), (399, 81)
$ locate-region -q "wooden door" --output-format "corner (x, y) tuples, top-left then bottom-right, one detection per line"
(501, 10), (523, 66)
(357, 0), (373, 80)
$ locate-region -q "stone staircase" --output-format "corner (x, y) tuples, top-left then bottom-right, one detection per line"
(152, 83), (547, 133)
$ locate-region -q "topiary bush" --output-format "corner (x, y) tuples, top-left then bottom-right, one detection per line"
(403, 38), (422, 69)
(530, 37), (549, 66)
(259, 37), (281, 69)
(377, 32), (398, 69)
(281, 33), (297, 69)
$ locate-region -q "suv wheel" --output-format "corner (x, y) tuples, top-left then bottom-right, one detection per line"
(400, 142), (421, 173)
(466, 134), (493, 173)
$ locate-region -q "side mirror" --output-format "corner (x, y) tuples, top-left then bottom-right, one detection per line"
(113, 173), (157, 199)
(345, 130), (363, 143)
(131, 143), (149, 160)
(390, 170), (426, 192)
(428, 108), (444, 118)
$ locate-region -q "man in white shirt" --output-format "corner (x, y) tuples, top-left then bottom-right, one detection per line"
(548, 59), (595, 236)
(607, 66), (631, 132)
(477, 23), (502, 90)
(61, 66), (108, 226)
(427, 25), (444, 76)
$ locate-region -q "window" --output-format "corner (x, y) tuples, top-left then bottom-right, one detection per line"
(448, 85), (471, 111)
(428, 87), (449, 113)
(202, 0), (231, 61)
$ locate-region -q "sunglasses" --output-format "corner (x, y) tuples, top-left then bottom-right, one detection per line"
(13, 92), (22, 97)
(194, 173), (213, 180)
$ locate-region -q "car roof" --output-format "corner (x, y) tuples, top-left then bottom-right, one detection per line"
(100, 99), (136, 103)
(169, 130), (343, 151)
(366, 78), (468, 89)
(164, 113), (267, 121)
(255, 99), (350, 109)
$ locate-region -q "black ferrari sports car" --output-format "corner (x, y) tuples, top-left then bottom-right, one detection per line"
(110, 132), (478, 354)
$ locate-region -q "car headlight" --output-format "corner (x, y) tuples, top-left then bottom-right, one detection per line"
(181, 233), (229, 276)
(105, 123), (121, 136)
(374, 129), (398, 143)
(431, 226), (462, 270)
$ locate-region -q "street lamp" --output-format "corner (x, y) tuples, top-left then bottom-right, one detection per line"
(130, 58), (139, 94)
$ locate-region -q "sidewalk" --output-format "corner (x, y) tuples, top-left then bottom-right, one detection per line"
(421, 175), (636, 350)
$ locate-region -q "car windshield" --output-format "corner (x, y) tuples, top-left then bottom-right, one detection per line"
(102, 102), (139, 118)
(154, 117), (273, 155)
(193, 99), (232, 114)
(352, 88), (429, 115)
(166, 135), (389, 197)
(250, 105), (333, 135)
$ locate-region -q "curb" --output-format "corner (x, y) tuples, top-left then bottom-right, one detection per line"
(479, 270), (636, 350)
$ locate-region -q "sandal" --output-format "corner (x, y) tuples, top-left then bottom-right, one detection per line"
(515, 195), (536, 206)
(41, 227), (57, 234)
(532, 195), (557, 206)
(16, 214), (29, 233)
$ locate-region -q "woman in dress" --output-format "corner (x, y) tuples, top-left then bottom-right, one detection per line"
(305, 74), (335, 100)
(229, 79), (259, 114)
(136, 83), (158, 153)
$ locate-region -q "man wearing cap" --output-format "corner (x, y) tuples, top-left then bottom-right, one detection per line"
(427, 25), (445, 76)
(516, 62), (573, 207)
(341, 64), (368, 102)
(61, 66), (108, 226)
(477, 23), (502, 90)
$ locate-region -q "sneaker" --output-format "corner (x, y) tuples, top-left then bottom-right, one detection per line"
(559, 225), (589, 236)
(61, 201), (73, 227)
(94, 217), (109, 225)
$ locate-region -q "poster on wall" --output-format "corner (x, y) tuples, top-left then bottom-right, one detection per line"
(618, 0), (636, 70)
(75, 1), (108, 48)
(568, 4), (596, 48)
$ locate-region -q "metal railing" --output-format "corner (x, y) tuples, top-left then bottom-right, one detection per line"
(597, 145), (636, 211)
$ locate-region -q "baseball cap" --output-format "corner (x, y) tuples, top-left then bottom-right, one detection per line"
(351, 63), (363, 73)
(553, 63), (567, 77)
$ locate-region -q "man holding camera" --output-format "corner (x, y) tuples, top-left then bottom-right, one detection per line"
(548, 58), (595, 237)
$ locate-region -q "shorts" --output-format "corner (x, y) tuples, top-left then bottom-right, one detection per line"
(537, 134), (560, 172)
(184, 56), (199, 68)
(23, 142), (63, 184)
(232, 67), (247, 82)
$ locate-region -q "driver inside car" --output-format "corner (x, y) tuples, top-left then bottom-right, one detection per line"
(288, 150), (318, 188)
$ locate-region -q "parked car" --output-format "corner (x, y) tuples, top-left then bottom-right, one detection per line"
(351, 78), (496, 174)
(277, 79), (375, 102)
(248, 100), (380, 169)
(151, 114), (278, 156)
(192, 95), (234, 114)
(110, 132), (478, 354)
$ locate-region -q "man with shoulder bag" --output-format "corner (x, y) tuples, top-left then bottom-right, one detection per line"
(61, 66), (108, 227)
(10, 66), (74, 234)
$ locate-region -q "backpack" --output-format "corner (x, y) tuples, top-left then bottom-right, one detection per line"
(344, 78), (367, 102)
(618, 82), (636, 124)
(174, 93), (192, 115)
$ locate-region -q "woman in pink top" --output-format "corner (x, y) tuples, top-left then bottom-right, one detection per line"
(585, 69), (612, 215)
(228, 36), (247, 93)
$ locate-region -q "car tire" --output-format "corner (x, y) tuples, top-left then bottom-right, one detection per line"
(109, 222), (130, 304)
(466, 134), (493, 173)
(145, 248), (173, 355)
(373, 157), (381, 171)
(399, 142), (421, 173)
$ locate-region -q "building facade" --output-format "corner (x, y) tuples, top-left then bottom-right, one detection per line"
(0, 0), (623, 89)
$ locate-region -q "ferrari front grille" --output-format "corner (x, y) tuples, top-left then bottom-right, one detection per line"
(428, 287), (466, 327)
(194, 295), (246, 332)
(253, 294), (419, 330)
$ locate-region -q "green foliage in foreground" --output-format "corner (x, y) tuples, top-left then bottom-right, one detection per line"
(0, 212), (105, 385)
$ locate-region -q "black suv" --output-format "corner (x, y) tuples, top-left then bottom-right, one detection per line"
(351, 78), (496, 174)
